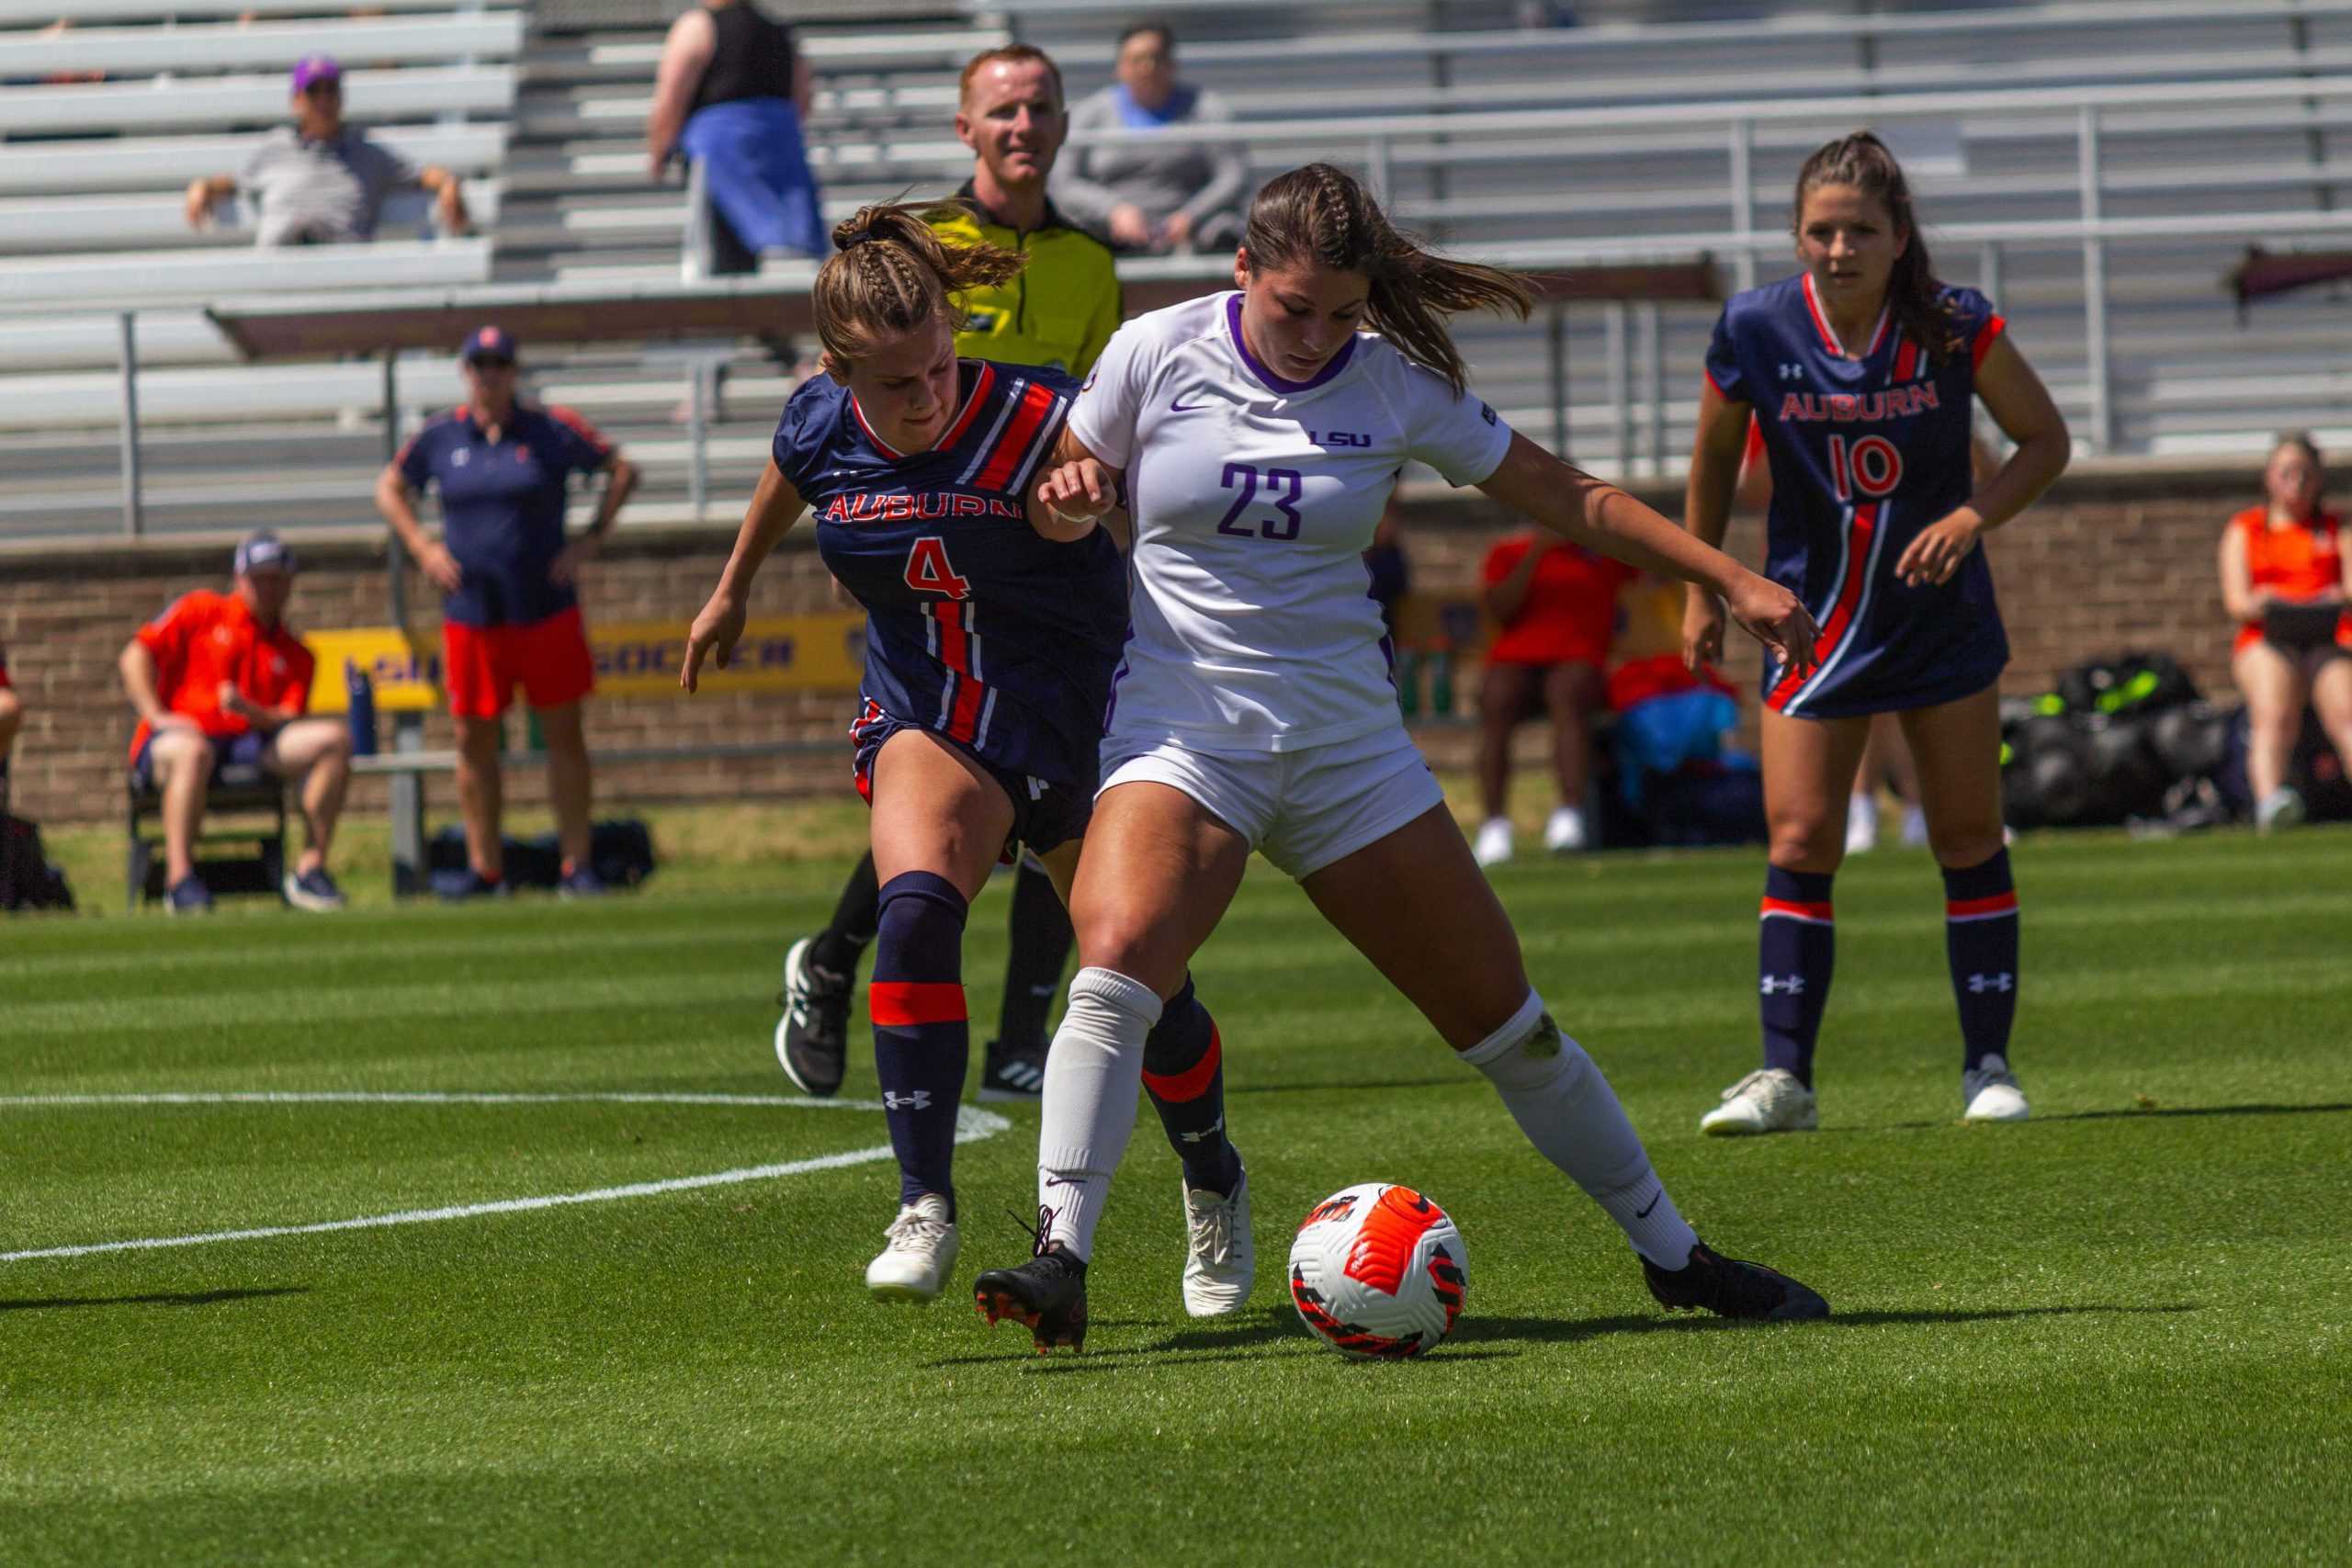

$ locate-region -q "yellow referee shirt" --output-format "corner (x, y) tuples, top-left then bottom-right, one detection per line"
(931, 185), (1122, 378)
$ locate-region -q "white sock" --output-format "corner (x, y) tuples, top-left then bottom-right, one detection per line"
(1036, 966), (1161, 1261)
(1460, 990), (1698, 1269)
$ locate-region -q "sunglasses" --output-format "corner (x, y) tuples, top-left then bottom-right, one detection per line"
(300, 81), (342, 97)
(467, 355), (515, 371)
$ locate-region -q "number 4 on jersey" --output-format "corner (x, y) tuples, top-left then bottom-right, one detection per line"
(903, 536), (971, 599)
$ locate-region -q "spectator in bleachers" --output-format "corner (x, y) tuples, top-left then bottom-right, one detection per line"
(2220, 430), (2352, 830)
(1052, 21), (1247, 254)
(376, 327), (640, 900)
(183, 55), (469, 246)
(1470, 530), (1633, 866)
(647, 0), (826, 273)
(117, 533), (352, 915)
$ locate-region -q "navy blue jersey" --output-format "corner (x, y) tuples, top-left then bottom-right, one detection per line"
(774, 359), (1128, 792)
(1706, 274), (2010, 717)
(397, 403), (614, 628)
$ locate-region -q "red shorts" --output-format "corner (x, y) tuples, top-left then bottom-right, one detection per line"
(442, 606), (595, 720)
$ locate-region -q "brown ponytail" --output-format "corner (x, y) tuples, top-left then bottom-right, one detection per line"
(812, 201), (1026, 366)
(1793, 131), (1958, 366)
(1241, 163), (1532, 396)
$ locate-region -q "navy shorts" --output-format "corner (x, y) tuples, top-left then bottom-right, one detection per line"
(850, 706), (1092, 858)
(130, 729), (269, 793)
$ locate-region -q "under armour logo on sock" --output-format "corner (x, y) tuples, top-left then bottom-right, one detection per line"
(1760, 975), (1806, 996)
(1179, 1115), (1226, 1144)
(882, 1089), (933, 1111)
(1967, 972), (2015, 994)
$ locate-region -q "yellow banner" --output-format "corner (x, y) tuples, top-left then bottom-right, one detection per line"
(302, 626), (442, 714)
(590, 613), (865, 696)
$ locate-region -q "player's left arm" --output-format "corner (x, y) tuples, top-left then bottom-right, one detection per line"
(1477, 431), (1817, 675)
(552, 423), (639, 585)
(1028, 425), (1131, 551)
(1895, 334), (2071, 588)
(683, 458), (807, 692)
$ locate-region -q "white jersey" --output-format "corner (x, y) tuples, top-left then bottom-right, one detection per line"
(1070, 292), (1513, 754)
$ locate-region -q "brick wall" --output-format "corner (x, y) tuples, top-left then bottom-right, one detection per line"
(0, 460), (2257, 826)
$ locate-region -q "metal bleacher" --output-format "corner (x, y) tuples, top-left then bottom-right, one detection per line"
(14, 0), (2352, 548)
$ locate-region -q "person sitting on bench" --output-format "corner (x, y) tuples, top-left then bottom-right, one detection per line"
(119, 531), (353, 914)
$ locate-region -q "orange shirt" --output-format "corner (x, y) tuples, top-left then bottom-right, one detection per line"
(1481, 534), (1633, 667)
(129, 590), (315, 763)
(2231, 507), (2352, 653)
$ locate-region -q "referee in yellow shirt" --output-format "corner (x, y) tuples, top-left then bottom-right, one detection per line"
(775, 42), (1119, 1105)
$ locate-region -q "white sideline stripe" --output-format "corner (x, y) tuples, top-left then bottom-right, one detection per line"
(0, 1094), (1012, 1264)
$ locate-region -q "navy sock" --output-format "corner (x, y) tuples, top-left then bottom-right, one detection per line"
(1141, 976), (1240, 1194)
(1942, 849), (2020, 1072)
(994, 856), (1073, 1054)
(1758, 867), (1836, 1089)
(811, 852), (881, 977)
(870, 871), (970, 1214)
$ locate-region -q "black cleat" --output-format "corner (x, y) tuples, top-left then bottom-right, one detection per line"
(1644, 1240), (1830, 1322)
(976, 1041), (1046, 1103)
(973, 1213), (1089, 1354)
(775, 936), (852, 1098)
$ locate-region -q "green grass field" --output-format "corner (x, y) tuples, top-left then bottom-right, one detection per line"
(6, 824), (2349, 1565)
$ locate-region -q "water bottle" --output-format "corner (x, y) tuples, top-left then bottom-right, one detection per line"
(345, 660), (379, 757)
(1429, 649), (1456, 718)
(1396, 649), (1422, 717)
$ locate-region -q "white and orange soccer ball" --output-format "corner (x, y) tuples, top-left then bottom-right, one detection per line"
(1287, 1182), (1467, 1358)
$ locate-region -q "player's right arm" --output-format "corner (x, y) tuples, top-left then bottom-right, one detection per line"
(2217, 518), (2267, 623)
(1681, 376), (1753, 672)
(374, 455), (462, 592)
(682, 457), (807, 692)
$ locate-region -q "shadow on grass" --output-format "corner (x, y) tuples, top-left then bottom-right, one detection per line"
(2042, 1101), (2352, 1122)
(0, 1286), (309, 1314)
(1453, 1302), (2198, 1345)
(1228, 1077), (1460, 1097)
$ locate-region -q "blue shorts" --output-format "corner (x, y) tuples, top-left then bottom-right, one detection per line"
(849, 705), (1092, 858)
(130, 729), (269, 793)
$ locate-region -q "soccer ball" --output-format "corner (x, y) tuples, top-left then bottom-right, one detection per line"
(1287, 1182), (1467, 1359)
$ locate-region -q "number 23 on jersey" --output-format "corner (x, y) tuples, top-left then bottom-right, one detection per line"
(903, 536), (971, 599)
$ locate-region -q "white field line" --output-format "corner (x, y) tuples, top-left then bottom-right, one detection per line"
(0, 1092), (1012, 1264)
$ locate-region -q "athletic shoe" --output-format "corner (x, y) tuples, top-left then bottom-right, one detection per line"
(2256, 786), (2307, 833)
(434, 868), (507, 902)
(1472, 817), (1514, 867)
(976, 1041), (1046, 1103)
(1962, 1053), (2030, 1122)
(1180, 1162), (1255, 1318)
(775, 936), (851, 1098)
(1845, 795), (1880, 854)
(865, 1193), (958, 1303)
(973, 1217), (1090, 1354)
(1544, 805), (1588, 853)
(558, 863), (608, 898)
(1699, 1067), (1818, 1135)
(1643, 1239), (1830, 1322)
(164, 874), (212, 916)
(281, 865), (345, 912)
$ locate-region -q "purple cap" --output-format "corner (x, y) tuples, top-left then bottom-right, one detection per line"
(460, 324), (517, 364)
(290, 54), (342, 94)
(233, 530), (296, 579)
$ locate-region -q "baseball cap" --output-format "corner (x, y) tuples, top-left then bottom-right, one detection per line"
(461, 325), (518, 365)
(234, 530), (297, 578)
(291, 54), (342, 94)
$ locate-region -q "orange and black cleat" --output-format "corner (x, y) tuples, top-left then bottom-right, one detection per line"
(973, 1219), (1090, 1354)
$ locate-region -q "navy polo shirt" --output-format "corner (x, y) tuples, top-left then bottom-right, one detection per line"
(396, 403), (615, 627)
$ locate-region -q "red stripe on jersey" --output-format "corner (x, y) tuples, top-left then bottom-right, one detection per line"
(849, 395), (906, 460)
(1704, 367), (1733, 400)
(1947, 892), (2019, 919)
(972, 381), (1057, 492)
(869, 981), (968, 1026)
(1766, 501), (1879, 712)
(932, 602), (986, 743)
(932, 601), (970, 675)
(1971, 315), (2007, 370)
(1864, 309), (1892, 357)
(1760, 897), (1835, 922)
(547, 404), (613, 459)
(1140, 1025), (1223, 1103)
(1893, 335), (1919, 381)
(935, 362), (996, 453)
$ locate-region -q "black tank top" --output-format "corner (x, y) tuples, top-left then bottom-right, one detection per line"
(688, 2), (797, 117)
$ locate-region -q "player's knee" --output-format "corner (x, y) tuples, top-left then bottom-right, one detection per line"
(1071, 909), (1170, 988)
(1930, 828), (2006, 871)
(1768, 817), (1841, 872)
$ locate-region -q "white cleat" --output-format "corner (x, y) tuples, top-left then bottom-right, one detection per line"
(1544, 805), (1588, 854)
(1180, 1164), (1255, 1318)
(1899, 806), (1929, 848)
(865, 1194), (958, 1303)
(1472, 817), (1515, 868)
(1700, 1067), (1819, 1135)
(1962, 1055), (2031, 1122)
(2256, 786), (2306, 834)
(1845, 795), (1880, 854)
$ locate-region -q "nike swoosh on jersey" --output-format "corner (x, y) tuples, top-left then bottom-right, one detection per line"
(1170, 393), (1214, 412)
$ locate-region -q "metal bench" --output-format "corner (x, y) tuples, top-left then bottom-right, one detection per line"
(0, 239), (492, 311)
(6, 13), (522, 79)
(0, 181), (503, 257)
(0, 65), (515, 139)
(124, 769), (288, 911)
(0, 126), (505, 198)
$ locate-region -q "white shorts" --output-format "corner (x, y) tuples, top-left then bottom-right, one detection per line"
(1099, 724), (1445, 880)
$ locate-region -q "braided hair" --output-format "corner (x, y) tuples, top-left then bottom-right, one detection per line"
(1792, 131), (1960, 366)
(812, 202), (1026, 367)
(1240, 164), (1532, 396)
